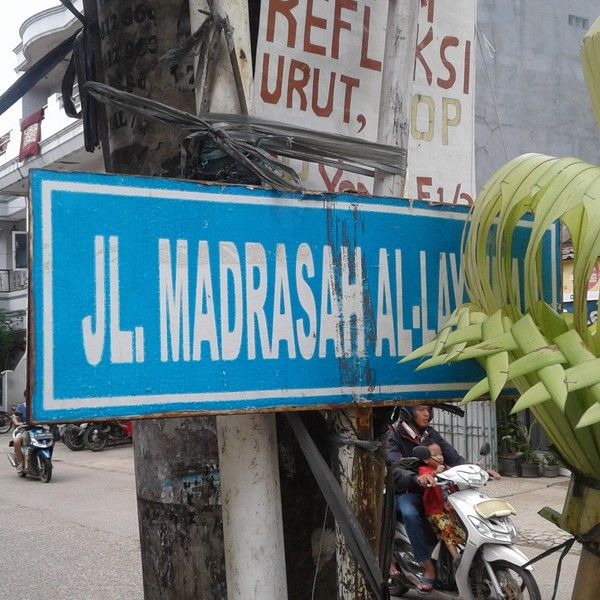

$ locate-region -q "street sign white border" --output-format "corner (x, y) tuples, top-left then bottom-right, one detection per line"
(37, 175), (557, 416)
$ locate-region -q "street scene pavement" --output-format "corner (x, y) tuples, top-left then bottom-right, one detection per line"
(0, 441), (580, 600)
(0, 442), (143, 600)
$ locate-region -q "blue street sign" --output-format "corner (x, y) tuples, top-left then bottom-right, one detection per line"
(29, 170), (559, 422)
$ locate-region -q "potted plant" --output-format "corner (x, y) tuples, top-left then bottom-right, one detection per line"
(542, 451), (560, 477)
(518, 423), (541, 477)
(498, 419), (528, 476)
(520, 444), (541, 477)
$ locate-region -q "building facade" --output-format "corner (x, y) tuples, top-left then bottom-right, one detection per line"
(475, 0), (600, 186)
(0, 0), (102, 408)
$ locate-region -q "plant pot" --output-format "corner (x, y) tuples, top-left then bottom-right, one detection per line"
(499, 456), (522, 477)
(521, 462), (540, 477)
(543, 465), (560, 477)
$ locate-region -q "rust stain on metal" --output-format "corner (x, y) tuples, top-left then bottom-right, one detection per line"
(28, 398), (478, 425)
(332, 407), (382, 599)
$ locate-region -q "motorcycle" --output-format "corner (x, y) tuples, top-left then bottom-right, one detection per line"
(0, 410), (13, 434)
(62, 422), (90, 451)
(84, 421), (133, 452)
(7, 425), (54, 482)
(389, 444), (541, 599)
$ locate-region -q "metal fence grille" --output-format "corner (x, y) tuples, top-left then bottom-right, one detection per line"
(0, 270), (28, 292)
(431, 401), (498, 468)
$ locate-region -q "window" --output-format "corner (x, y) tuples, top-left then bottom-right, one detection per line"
(569, 14), (589, 29)
(12, 231), (27, 270)
(0, 132), (9, 156)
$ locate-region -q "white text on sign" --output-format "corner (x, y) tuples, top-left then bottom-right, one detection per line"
(79, 236), (511, 366)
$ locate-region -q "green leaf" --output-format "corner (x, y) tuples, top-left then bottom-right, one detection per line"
(582, 16), (600, 126)
(511, 316), (567, 410)
(482, 310), (508, 401)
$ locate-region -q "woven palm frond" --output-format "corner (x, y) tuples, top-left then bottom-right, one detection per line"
(582, 16), (600, 126)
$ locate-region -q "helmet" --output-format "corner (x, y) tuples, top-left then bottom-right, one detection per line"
(394, 405), (433, 424)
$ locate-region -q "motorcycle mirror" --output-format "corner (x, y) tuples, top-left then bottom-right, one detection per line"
(479, 442), (491, 457)
(413, 446), (432, 461)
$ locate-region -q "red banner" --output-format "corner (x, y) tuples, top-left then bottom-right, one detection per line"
(19, 109), (44, 162)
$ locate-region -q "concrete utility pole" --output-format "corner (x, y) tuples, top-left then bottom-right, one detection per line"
(187, 4), (288, 598)
(95, 1), (226, 598)
(373, 0), (419, 197)
(332, 2), (418, 599)
(95, 1), (417, 599)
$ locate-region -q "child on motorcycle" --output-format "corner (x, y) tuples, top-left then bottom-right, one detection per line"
(418, 441), (466, 561)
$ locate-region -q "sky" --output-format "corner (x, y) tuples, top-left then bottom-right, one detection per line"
(0, 1), (57, 133)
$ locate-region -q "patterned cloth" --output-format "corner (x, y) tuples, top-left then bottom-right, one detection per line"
(427, 512), (466, 549)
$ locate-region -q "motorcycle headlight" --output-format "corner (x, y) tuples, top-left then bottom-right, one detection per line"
(462, 470), (487, 488)
(468, 516), (515, 543)
(505, 519), (517, 542)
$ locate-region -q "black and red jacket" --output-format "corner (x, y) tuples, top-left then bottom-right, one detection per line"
(386, 420), (467, 494)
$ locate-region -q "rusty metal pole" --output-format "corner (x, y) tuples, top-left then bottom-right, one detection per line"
(95, 1), (226, 598)
(330, 409), (385, 599)
(332, 2), (419, 598)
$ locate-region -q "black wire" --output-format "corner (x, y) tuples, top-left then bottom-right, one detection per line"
(522, 521), (600, 600)
(0, 32), (80, 118)
(85, 81), (405, 193)
(58, 0), (86, 25)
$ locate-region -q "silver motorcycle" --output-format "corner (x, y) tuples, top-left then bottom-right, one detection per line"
(390, 444), (541, 599)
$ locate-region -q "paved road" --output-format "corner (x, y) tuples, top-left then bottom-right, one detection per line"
(0, 439), (580, 600)
(0, 441), (143, 600)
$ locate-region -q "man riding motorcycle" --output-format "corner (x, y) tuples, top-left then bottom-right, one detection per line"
(11, 399), (28, 474)
(386, 404), (468, 592)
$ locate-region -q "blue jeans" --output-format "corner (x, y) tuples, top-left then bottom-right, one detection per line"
(395, 492), (431, 563)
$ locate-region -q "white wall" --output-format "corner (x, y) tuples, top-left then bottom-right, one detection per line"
(1, 353), (26, 412)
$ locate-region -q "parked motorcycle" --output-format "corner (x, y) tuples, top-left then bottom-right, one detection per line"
(62, 422), (89, 451)
(0, 410), (12, 434)
(7, 425), (54, 482)
(389, 444), (541, 599)
(84, 421), (133, 452)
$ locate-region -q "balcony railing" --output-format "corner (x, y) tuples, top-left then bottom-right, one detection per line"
(0, 270), (28, 293)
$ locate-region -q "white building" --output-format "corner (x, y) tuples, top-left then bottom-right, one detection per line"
(0, 0), (102, 407)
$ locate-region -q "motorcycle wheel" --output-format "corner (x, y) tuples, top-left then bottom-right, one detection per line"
(84, 425), (107, 452)
(63, 425), (85, 451)
(112, 423), (128, 441)
(39, 457), (52, 483)
(0, 413), (12, 434)
(471, 560), (541, 600)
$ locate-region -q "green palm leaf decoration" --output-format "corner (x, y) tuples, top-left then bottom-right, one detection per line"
(402, 18), (600, 574)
